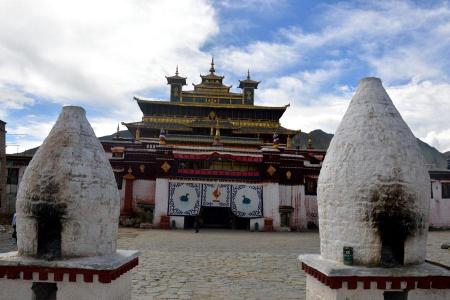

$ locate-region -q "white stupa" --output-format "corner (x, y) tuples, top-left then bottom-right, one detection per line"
(299, 78), (450, 300)
(0, 106), (139, 300)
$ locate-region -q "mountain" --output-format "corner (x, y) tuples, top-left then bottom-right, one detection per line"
(292, 129), (448, 170)
(20, 128), (448, 170)
(292, 129), (333, 150)
(98, 130), (132, 141)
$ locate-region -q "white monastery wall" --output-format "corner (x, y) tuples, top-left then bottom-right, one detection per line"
(154, 178), (169, 226)
(170, 216), (185, 229)
(279, 185), (307, 229)
(250, 218), (264, 231)
(119, 179), (125, 211)
(263, 182), (280, 230)
(304, 195), (318, 228)
(133, 179), (155, 209)
(429, 180), (450, 228)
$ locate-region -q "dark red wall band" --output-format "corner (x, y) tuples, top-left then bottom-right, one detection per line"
(301, 262), (450, 290)
(0, 257), (138, 284)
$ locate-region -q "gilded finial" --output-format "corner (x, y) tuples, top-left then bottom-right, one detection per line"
(116, 123), (120, 139)
(286, 135), (292, 149)
(273, 132), (280, 149)
(307, 133), (313, 149)
(159, 128), (166, 145)
(213, 127), (222, 146)
(135, 127), (141, 141)
(210, 56), (215, 73)
(175, 65), (179, 76)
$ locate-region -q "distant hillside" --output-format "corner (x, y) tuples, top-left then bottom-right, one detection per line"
(416, 139), (448, 170)
(20, 130), (133, 156)
(292, 129), (333, 150)
(293, 129), (448, 170)
(98, 130), (132, 141)
(20, 128), (449, 170)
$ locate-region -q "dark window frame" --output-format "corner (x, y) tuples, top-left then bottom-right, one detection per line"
(7, 168), (19, 185)
(305, 177), (317, 195)
(442, 182), (450, 199)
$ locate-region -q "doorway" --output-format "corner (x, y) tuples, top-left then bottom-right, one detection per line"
(201, 207), (232, 229)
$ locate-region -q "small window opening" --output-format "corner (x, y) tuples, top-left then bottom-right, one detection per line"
(379, 215), (405, 267)
(32, 203), (65, 260)
(384, 290), (408, 300)
(37, 214), (62, 260)
(32, 282), (57, 300)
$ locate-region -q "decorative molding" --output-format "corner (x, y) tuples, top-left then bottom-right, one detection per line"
(301, 262), (450, 290)
(0, 258), (138, 284)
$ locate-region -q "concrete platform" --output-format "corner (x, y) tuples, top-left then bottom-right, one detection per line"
(298, 254), (450, 300)
(0, 250), (139, 300)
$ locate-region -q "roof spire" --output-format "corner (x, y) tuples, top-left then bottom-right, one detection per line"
(247, 69), (251, 80)
(175, 65), (179, 76)
(209, 56), (215, 74)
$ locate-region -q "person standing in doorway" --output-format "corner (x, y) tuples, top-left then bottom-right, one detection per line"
(194, 210), (203, 233)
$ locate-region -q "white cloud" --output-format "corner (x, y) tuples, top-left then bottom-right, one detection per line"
(217, 1), (450, 152)
(387, 80), (450, 152)
(0, 0), (218, 110)
(5, 116), (54, 154)
(0, 83), (35, 119)
(2, 0), (450, 154)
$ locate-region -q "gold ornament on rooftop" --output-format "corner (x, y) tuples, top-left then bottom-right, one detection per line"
(161, 161), (171, 173)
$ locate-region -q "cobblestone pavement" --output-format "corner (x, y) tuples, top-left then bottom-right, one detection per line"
(1, 227), (450, 299)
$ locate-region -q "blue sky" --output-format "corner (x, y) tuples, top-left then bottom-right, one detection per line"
(1, 0), (450, 153)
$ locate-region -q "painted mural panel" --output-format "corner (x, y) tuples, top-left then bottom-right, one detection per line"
(231, 185), (263, 218)
(168, 182), (201, 216)
(201, 183), (231, 207)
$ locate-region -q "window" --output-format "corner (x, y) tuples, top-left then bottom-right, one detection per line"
(431, 182), (433, 199)
(114, 173), (123, 190)
(112, 152), (124, 158)
(7, 168), (19, 185)
(442, 182), (450, 199)
(305, 177), (317, 195)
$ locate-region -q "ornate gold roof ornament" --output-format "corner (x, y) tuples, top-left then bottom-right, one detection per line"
(286, 170), (292, 180)
(159, 129), (166, 145)
(286, 135), (292, 149)
(273, 133), (280, 149)
(135, 127), (141, 141)
(115, 123), (120, 139)
(161, 161), (171, 173)
(307, 133), (313, 149)
(213, 127), (222, 146)
(267, 165), (276, 176)
(210, 56), (215, 74)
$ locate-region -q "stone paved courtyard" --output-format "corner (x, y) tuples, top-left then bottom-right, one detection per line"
(1, 227), (450, 299)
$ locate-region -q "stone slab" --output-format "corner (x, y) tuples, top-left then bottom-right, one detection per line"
(0, 249), (139, 270)
(298, 254), (450, 278)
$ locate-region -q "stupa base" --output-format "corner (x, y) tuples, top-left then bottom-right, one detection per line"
(299, 254), (450, 300)
(0, 250), (139, 300)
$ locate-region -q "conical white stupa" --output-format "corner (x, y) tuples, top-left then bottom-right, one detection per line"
(16, 106), (120, 258)
(318, 77), (429, 266)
